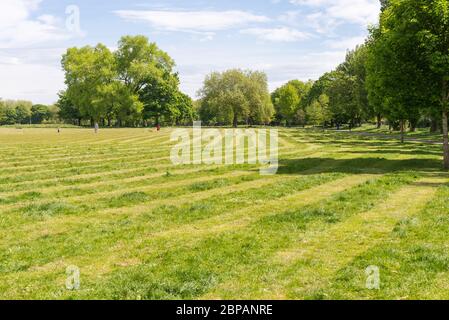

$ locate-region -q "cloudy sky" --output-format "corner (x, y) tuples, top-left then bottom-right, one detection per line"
(0, 0), (381, 104)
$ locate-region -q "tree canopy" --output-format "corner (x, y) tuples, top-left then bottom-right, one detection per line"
(198, 69), (274, 127)
(60, 35), (193, 129)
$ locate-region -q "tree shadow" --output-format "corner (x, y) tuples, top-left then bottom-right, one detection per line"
(277, 157), (444, 175)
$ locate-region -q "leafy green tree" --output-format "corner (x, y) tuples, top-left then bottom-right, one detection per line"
(199, 69), (273, 127)
(273, 84), (299, 126)
(62, 44), (116, 131)
(31, 104), (50, 124)
(0, 100), (32, 124)
(306, 94), (331, 127)
(366, 0), (444, 149)
(14, 101), (32, 124)
(140, 75), (181, 126)
(175, 92), (194, 125)
(272, 80), (311, 126)
(57, 91), (82, 125)
(115, 35), (175, 94)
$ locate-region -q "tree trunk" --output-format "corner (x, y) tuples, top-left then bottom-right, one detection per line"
(443, 109), (449, 170)
(400, 119), (405, 144)
(233, 114), (238, 128)
(409, 119), (417, 132)
(377, 114), (382, 129)
(430, 117), (439, 133)
(441, 79), (449, 170)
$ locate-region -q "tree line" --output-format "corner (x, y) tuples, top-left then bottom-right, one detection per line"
(263, 0), (449, 169)
(0, 100), (59, 125)
(2, 0), (448, 167)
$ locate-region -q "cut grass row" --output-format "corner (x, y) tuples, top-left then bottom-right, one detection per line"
(0, 127), (447, 299)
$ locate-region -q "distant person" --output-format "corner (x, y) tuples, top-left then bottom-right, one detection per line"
(156, 124), (161, 131)
(57, 127), (60, 133)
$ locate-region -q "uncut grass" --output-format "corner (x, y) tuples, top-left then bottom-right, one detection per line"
(63, 173), (419, 300)
(306, 184), (449, 300)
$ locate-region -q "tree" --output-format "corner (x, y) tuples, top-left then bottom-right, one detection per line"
(31, 104), (50, 124)
(14, 101), (32, 124)
(115, 35), (176, 95)
(198, 69), (273, 127)
(60, 35), (191, 128)
(306, 94), (331, 127)
(115, 35), (179, 126)
(57, 91), (82, 125)
(272, 80), (311, 126)
(339, 46), (371, 124)
(175, 92), (194, 125)
(62, 44), (117, 132)
(0, 100), (32, 124)
(367, 0), (447, 158)
(141, 75), (181, 126)
(274, 83), (300, 126)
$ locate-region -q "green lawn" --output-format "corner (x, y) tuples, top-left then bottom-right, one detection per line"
(0, 127), (448, 300)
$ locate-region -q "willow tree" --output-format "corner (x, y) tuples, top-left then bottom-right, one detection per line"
(199, 69), (273, 127)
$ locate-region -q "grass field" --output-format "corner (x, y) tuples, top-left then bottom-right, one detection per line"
(0, 127), (448, 300)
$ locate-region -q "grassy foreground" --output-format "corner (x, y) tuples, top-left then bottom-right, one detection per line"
(0, 127), (448, 300)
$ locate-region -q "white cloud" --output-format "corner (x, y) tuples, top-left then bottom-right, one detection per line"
(114, 10), (270, 37)
(0, 0), (71, 48)
(0, 0), (72, 103)
(326, 35), (367, 50)
(241, 27), (310, 42)
(290, 0), (380, 32)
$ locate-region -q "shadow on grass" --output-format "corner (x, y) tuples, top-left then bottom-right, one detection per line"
(277, 157), (445, 175)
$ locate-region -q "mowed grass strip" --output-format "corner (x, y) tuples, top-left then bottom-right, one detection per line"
(69, 173), (414, 300)
(0, 173), (350, 298)
(310, 180), (449, 300)
(0, 128), (446, 300)
(0, 169), (259, 235)
(3, 171), (360, 298)
(199, 173), (421, 299)
(264, 175), (447, 300)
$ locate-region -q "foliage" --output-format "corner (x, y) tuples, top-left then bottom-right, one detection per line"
(61, 35), (192, 127)
(198, 69), (274, 127)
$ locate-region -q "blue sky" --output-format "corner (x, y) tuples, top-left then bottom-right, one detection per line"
(0, 0), (380, 104)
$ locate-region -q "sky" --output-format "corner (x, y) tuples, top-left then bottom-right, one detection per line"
(0, 0), (381, 104)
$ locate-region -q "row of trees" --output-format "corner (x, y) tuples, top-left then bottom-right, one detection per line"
(366, 0), (449, 168)
(264, 0), (449, 168)
(0, 100), (59, 125)
(59, 36), (194, 128)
